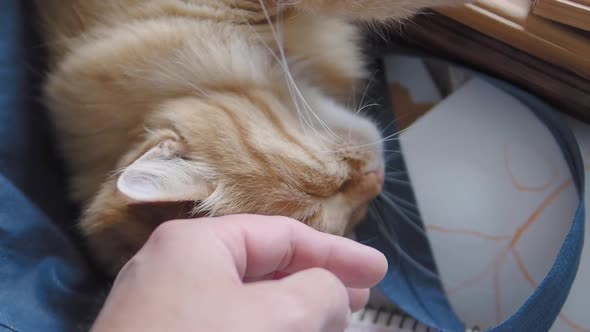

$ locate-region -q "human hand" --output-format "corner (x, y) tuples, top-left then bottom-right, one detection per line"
(90, 214), (387, 332)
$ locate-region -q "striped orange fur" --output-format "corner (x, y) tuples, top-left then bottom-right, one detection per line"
(35, 0), (468, 274)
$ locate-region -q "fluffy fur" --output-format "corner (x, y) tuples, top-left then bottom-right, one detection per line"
(35, 0), (468, 274)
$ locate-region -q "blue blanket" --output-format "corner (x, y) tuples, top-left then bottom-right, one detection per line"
(0, 2), (104, 331)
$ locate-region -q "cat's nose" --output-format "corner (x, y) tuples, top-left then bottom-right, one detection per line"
(365, 168), (385, 188)
(363, 168), (385, 199)
(345, 167), (384, 205)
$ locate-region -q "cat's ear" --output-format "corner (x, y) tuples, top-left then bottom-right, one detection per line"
(117, 140), (212, 202)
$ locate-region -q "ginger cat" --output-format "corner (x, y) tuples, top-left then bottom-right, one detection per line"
(35, 0), (468, 274)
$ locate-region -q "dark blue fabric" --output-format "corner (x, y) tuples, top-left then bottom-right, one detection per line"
(357, 59), (586, 332)
(0, 2), (105, 331)
(0, 176), (103, 332)
(0, 1), (71, 225)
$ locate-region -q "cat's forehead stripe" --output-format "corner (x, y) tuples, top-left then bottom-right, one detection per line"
(245, 90), (326, 169)
(211, 100), (279, 180)
(209, 97), (341, 196)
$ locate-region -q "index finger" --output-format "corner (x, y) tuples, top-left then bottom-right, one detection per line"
(209, 214), (388, 289)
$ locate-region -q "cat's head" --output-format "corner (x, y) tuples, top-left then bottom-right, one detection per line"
(114, 86), (385, 235)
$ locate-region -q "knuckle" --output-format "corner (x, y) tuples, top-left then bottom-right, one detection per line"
(270, 290), (314, 330)
(116, 253), (143, 280)
(309, 268), (346, 293)
(269, 268), (348, 330)
(306, 268), (349, 310)
(146, 220), (189, 250)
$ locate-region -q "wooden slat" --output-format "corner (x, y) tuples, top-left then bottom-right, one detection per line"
(435, 0), (590, 79)
(533, 0), (590, 31)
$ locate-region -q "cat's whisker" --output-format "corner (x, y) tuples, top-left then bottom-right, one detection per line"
(349, 79), (358, 117)
(356, 70), (379, 115)
(144, 58), (211, 97)
(348, 124), (411, 150)
(355, 116), (420, 151)
(369, 129), (402, 142)
(385, 169), (407, 177)
(290, 77), (337, 139)
(364, 20), (388, 43)
(376, 193), (425, 236)
(381, 191), (419, 211)
(386, 164), (404, 173)
(256, 0), (337, 144)
(348, 71), (379, 141)
(262, 1), (339, 142)
(285, 72), (339, 141)
(237, 5), (319, 138)
(385, 155), (397, 164)
(272, 5), (304, 123)
(355, 102), (381, 117)
(378, 120), (397, 138)
(347, 135), (401, 151)
(347, 101), (382, 142)
(352, 208), (380, 247)
(366, 205), (439, 279)
(383, 177), (411, 186)
(350, 75), (378, 117)
(286, 77), (317, 135)
(379, 194), (421, 220)
(234, 5), (306, 126)
(354, 235), (380, 246)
